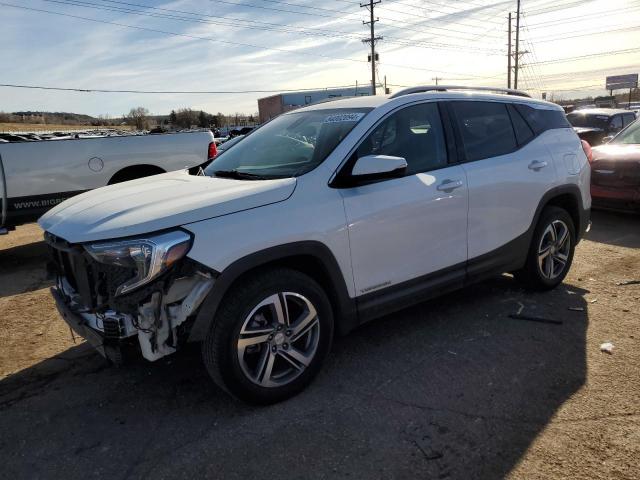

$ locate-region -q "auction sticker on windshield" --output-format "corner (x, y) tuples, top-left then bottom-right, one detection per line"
(323, 112), (366, 123)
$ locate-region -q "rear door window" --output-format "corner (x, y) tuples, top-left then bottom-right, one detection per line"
(451, 101), (517, 161)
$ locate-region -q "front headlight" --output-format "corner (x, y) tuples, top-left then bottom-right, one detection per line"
(84, 230), (192, 296)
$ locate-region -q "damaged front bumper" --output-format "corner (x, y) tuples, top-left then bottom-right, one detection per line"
(50, 253), (215, 364)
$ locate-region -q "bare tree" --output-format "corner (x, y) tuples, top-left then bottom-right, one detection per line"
(175, 108), (198, 129)
(125, 107), (150, 130)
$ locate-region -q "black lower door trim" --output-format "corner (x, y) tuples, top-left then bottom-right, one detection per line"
(357, 263), (466, 323)
(356, 231), (530, 324)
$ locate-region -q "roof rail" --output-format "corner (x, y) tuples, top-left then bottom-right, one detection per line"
(389, 85), (531, 99)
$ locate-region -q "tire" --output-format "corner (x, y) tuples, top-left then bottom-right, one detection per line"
(202, 268), (334, 404)
(515, 206), (576, 290)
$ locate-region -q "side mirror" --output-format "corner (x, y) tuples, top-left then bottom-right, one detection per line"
(351, 154), (407, 180)
(602, 136), (614, 144)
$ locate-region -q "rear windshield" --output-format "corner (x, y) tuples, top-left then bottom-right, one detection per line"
(566, 113), (609, 129)
(205, 108), (371, 179)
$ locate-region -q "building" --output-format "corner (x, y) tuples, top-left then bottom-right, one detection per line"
(258, 86), (373, 123)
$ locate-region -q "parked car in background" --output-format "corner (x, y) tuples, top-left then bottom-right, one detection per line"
(0, 131), (216, 234)
(229, 126), (255, 137)
(567, 108), (637, 146)
(214, 134), (245, 156)
(41, 86), (590, 404)
(590, 118), (640, 212)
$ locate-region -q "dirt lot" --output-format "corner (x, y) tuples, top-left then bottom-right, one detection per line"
(1, 211), (638, 479)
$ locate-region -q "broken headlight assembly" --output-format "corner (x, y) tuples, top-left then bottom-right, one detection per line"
(84, 230), (192, 296)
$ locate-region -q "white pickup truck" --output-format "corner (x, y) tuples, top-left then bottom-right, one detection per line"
(0, 131), (216, 233)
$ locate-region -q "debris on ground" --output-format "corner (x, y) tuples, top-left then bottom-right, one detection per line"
(616, 280), (640, 286)
(589, 298), (598, 303)
(508, 314), (562, 325)
(568, 307), (585, 312)
(600, 342), (615, 354)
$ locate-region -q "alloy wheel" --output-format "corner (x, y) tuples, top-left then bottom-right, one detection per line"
(236, 292), (320, 387)
(537, 219), (571, 280)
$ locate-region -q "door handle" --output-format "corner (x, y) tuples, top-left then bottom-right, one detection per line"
(436, 179), (464, 192)
(528, 160), (548, 171)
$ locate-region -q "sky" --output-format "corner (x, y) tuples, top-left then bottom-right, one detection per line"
(1, 0), (639, 116)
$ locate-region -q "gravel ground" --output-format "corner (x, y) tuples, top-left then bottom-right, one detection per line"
(0, 210), (638, 479)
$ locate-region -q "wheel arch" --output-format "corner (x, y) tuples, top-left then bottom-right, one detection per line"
(534, 185), (588, 242)
(187, 241), (358, 342)
(108, 164), (166, 185)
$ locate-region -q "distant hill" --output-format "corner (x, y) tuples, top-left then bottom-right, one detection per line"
(0, 111), (170, 127)
(12, 111), (99, 124)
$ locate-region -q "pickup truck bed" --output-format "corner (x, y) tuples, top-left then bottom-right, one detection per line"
(0, 130), (214, 232)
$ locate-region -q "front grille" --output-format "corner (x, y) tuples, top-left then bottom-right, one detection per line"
(102, 317), (125, 338)
(46, 233), (135, 310)
(592, 160), (640, 188)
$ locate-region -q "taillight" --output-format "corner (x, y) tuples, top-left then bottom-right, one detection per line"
(581, 139), (593, 163)
(208, 141), (218, 159)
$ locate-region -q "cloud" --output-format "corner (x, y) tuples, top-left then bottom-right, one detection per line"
(1, 0), (638, 115)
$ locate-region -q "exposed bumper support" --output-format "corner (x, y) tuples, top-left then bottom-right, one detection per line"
(51, 286), (120, 362)
(51, 270), (214, 363)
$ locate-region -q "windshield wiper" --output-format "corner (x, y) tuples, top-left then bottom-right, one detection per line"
(212, 169), (268, 180)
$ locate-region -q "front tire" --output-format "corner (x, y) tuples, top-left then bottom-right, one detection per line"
(202, 268), (334, 404)
(515, 206), (576, 290)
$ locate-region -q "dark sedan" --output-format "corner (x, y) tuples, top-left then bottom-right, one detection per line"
(590, 118), (640, 212)
(567, 109), (636, 146)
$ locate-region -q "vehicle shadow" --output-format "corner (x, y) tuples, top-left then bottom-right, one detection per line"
(0, 240), (53, 297)
(586, 209), (640, 248)
(0, 276), (588, 479)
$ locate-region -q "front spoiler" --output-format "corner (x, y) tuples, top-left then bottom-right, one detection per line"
(51, 287), (123, 363)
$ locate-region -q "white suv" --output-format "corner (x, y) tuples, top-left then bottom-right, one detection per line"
(41, 86), (591, 403)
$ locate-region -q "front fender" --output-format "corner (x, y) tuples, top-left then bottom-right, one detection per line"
(187, 241), (358, 342)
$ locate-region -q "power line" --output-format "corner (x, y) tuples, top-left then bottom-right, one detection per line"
(38, 0), (359, 39)
(523, 48), (640, 66)
(211, 0), (507, 40)
(3, 2), (496, 76)
(381, 0), (506, 26)
(38, 0), (502, 54)
(526, 5), (640, 29)
(0, 82), (373, 94)
(532, 25), (640, 43)
(207, 0), (357, 19)
(2, 2), (363, 62)
(91, 0), (363, 38)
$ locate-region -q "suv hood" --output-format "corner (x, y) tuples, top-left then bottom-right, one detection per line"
(39, 171), (296, 243)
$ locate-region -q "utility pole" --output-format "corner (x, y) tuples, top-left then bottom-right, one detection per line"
(361, 1), (382, 95)
(514, 0), (521, 89)
(432, 77), (441, 85)
(507, 12), (512, 89)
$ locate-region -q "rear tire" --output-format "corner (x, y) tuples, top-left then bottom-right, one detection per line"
(202, 268), (334, 404)
(515, 206), (576, 290)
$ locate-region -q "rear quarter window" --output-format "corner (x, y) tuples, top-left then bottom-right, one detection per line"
(515, 104), (571, 134)
(507, 104), (535, 146)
